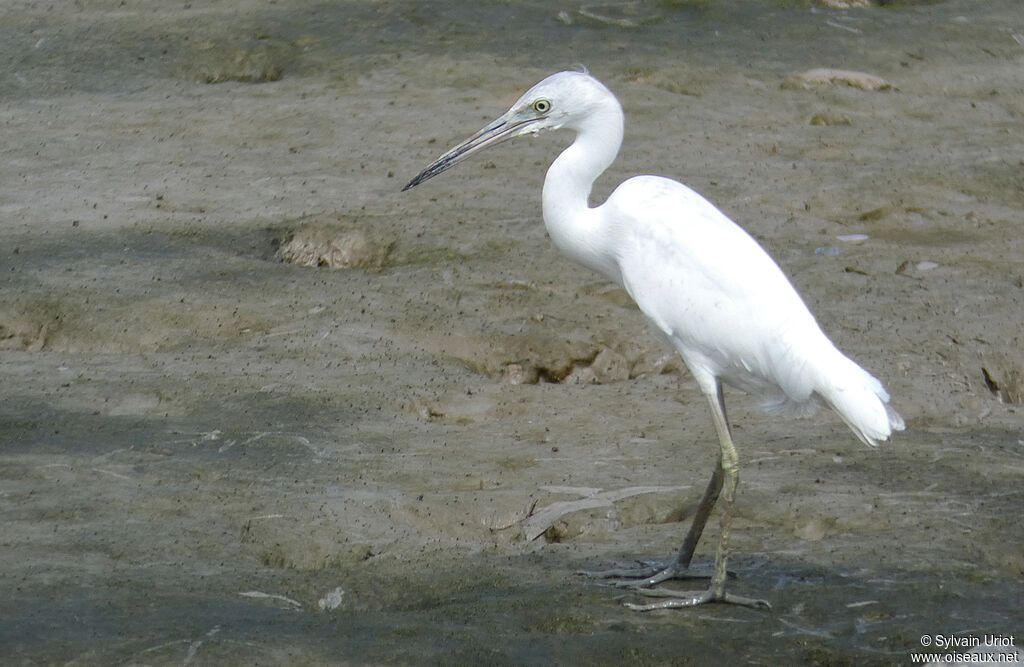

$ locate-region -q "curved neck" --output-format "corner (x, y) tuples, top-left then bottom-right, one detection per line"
(541, 101), (624, 280)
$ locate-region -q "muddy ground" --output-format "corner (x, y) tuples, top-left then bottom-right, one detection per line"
(1, 0), (1022, 664)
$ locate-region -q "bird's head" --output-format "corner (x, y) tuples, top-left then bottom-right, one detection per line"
(402, 70), (616, 191)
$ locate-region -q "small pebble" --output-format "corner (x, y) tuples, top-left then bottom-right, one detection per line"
(837, 234), (869, 244)
(810, 111), (851, 126)
(317, 586), (345, 611)
(916, 261), (939, 271)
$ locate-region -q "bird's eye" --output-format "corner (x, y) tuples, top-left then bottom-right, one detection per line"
(532, 98), (551, 114)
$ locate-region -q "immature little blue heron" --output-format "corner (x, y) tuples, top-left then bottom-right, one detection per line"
(403, 71), (904, 610)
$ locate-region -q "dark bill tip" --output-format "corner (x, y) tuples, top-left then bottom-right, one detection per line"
(402, 169), (433, 192)
(401, 154), (459, 191)
(401, 116), (523, 193)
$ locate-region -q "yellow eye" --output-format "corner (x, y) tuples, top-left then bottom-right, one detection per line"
(532, 98), (551, 114)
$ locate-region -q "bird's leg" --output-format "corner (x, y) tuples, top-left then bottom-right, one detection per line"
(581, 391), (728, 585)
(671, 436), (725, 570)
(625, 383), (771, 611)
(578, 444), (724, 583)
(584, 459), (724, 583)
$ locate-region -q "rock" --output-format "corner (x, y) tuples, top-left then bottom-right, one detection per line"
(982, 362), (1024, 404)
(0, 311), (50, 351)
(783, 68), (894, 91)
(588, 347), (631, 384)
(178, 40), (289, 84)
(794, 518), (828, 541)
(810, 110), (852, 126)
(278, 215), (395, 269)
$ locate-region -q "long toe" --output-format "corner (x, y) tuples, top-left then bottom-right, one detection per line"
(722, 592), (772, 610)
(583, 564), (726, 591)
(624, 586), (771, 612)
(577, 560), (666, 580)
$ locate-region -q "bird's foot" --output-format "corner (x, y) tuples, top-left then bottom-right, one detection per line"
(578, 560), (730, 588)
(623, 586), (771, 612)
(577, 560), (669, 581)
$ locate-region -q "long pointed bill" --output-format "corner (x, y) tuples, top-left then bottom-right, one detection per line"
(402, 112), (543, 191)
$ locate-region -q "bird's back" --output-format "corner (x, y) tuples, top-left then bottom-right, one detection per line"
(601, 175), (903, 445)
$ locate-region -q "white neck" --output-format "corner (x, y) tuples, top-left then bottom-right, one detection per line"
(541, 101), (624, 282)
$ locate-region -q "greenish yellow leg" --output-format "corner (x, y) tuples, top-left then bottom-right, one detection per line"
(625, 382), (770, 611)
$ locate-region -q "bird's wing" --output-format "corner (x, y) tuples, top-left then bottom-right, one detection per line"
(607, 176), (823, 389)
(604, 176), (902, 442)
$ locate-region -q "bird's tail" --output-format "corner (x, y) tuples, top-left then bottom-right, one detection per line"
(815, 350), (905, 448)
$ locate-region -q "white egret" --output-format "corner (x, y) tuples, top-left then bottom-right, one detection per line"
(403, 70), (904, 610)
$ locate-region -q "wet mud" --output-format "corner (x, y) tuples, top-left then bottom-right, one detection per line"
(2, 0), (1022, 664)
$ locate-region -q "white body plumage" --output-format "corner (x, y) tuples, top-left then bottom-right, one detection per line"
(533, 72), (903, 446)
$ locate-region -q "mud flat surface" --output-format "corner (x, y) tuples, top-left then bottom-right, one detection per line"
(1, 0), (1022, 664)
